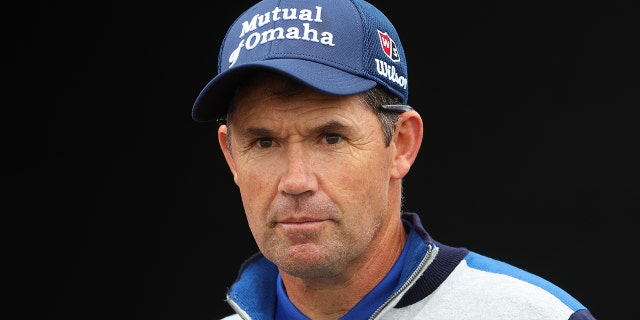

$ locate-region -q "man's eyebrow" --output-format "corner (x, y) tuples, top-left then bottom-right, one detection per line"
(242, 121), (353, 137)
(310, 121), (353, 135)
(243, 127), (273, 138)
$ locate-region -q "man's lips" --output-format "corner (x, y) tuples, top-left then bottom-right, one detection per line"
(279, 217), (325, 224)
(277, 218), (329, 232)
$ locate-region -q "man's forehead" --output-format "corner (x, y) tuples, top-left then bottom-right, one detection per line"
(233, 86), (365, 116)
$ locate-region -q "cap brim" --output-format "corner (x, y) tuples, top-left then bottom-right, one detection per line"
(192, 59), (377, 122)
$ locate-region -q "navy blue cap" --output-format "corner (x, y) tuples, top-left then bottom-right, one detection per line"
(192, 0), (408, 122)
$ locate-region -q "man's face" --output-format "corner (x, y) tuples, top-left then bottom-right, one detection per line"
(219, 77), (397, 279)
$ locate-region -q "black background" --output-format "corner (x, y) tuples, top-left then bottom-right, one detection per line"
(5, 0), (637, 319)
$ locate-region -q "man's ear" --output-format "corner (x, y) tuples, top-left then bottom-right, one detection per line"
(218, 125), (238, 184)
(390, 110), (423, 179)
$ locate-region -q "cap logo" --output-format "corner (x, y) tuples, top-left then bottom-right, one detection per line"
(377, 30), (400, 62)
(227, 6), (335, 68)
(375, 29), (406, 90)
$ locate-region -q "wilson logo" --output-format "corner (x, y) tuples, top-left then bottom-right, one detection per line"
(377, 30), (400, 62)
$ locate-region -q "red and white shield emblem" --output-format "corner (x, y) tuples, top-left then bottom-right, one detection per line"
(377, 30), (400, 62)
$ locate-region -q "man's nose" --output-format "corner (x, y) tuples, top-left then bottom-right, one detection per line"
(278, 144), (318, 195)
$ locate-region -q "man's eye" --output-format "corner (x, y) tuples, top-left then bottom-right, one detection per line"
(256, 139), (274, 148)
(323, 134), (342, 145)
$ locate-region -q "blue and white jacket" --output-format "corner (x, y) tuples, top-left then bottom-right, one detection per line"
(221, 212), (595, 319)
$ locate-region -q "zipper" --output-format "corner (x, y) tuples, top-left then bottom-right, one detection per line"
(227, 296), (251, 320)
(368, 243), (437, 319)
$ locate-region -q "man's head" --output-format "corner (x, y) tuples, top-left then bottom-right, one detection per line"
(192, 0), (409, 123)
(194, 0), (422, 280)
(216, 71), (422, 278)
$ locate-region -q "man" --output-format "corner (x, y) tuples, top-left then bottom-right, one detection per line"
(191, 0), (596, 319)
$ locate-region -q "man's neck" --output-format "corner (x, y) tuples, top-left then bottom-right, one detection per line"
(279, 219), (408, 319)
